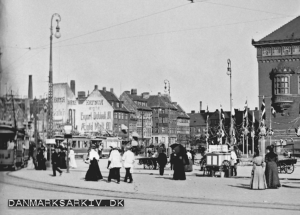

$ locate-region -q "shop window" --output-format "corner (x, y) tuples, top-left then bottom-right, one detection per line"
(274, 76), (290, 95)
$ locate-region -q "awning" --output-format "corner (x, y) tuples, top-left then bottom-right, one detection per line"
(121, 124), (128, 130)
(132, 132), (139, 138)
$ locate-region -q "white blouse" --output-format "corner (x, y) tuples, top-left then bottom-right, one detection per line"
(89, 149), (100, 161)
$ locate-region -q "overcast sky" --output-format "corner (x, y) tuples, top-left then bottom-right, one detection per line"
(1, 0), (299, 113)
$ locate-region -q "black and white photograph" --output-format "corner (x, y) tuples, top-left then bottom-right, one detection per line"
(0, 0), (300, 214)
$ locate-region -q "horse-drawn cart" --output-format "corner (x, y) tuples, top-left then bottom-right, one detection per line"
(276, 143), (297, 174)
(277, 158), (297, 174)
(137, 157), (158, 169)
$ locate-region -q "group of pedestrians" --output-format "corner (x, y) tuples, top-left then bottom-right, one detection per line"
(51, 146), (77, 177)
(84, 143), (135, 184)
(250, 145), (281, 190)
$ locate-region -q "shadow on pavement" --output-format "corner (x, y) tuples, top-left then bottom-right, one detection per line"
(228, 184), (251, 190)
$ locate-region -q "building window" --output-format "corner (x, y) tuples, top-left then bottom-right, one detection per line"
(114, 113), (118, 119)
(106, 122), (110, 130)
(274, 76), (290, 95)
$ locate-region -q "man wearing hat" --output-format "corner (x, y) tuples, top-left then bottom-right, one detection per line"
(122, 145), (135, 183)
(52, 145), (62, 176)
(107, 142), (122, 184)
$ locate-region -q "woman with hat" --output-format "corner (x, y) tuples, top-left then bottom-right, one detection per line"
(122, 145), (135, 183)
(68, 147), (77, 169)
(250, 148), (267, 190)
(265, 145), (281, 188)
(85, 143), (103, 181)
(107, 142), (122, 184)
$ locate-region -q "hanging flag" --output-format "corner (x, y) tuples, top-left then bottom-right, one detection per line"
(271, 105), (276, 117)
(261, 96), (266, 122)
(220, 105), (225, 121)
(231, 107), (235, 119)
(243, 100), (248, 119)
(206, 105), (209, 119)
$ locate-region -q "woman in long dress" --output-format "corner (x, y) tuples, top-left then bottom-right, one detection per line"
(172, 145), (189, 180)
(68, 147), (77, 169)
(250, 149), (267, 190)
(107, 143), (122, 183)
(85, 146), (103, 181)
(265, 145), (281, 188)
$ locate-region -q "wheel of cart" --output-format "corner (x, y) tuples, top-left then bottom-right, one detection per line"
(220, 160), (231, 177)
(285, 164), (294, 174)
(277, 163), (287, 174)
(146, 159), (154, 169)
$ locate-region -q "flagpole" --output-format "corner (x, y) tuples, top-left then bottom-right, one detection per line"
(219, 106), (222, 145)
(246, 104), (248, 158)
(206, 114), (209, 150)
(270, 102), (272, 146)
(252, 110), (255, 156)
(242, 110), (244, 155)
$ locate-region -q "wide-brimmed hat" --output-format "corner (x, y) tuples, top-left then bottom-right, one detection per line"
(109, 142), (117, 149)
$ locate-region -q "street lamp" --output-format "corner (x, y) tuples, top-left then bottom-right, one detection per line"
(64, 123), (72, 173)
(227, 59), (233, 146)
(47, 13), (61, 140)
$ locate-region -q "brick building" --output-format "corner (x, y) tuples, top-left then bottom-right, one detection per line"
(120, 89), (152, 146)
(99, 86), (130, 141)
(252, 16), (300, 154)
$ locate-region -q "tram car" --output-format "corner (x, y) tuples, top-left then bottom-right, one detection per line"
(0, 121), (29, 170)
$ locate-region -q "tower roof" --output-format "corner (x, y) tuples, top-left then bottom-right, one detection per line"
(252, 16), (300, 46)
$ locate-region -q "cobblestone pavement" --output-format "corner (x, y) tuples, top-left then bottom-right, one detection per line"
(1, 157), (299, 214)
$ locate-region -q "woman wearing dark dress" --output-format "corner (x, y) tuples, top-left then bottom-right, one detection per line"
(172, 145), (189, 180)
(85, 147), (103, 181)
(37, 149), (46, 170)
(265, 145), (281, 189)
(59, 147), (67, 169)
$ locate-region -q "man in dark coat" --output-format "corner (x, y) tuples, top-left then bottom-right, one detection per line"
(157, 149), (168, 176)
(52, 146), (62, 176)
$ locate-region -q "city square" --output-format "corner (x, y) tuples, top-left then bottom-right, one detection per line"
(1, 0), (300, 214)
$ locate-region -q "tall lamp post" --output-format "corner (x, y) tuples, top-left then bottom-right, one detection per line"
(164, 80), (171, 148)
(227, 59), (233, 146)
(47, 13), (61, 140)
(64, 124), (72, 173)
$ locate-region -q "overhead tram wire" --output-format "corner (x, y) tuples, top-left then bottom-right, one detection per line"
(1, 48), (46, 75)
(2, 49), (31, 72)
(32, 2), (192, 50)
(200, 1), (292, 17)
(51, 15), (295, 49)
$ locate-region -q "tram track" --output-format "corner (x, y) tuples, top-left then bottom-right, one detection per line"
(1, 171), (300, 211)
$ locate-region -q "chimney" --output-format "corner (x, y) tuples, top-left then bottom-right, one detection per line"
(103, 87), (106, 92)
(142, 92), (149, 99)
(70, 80), (75, 95)
(255, 107), (258, 111)
(158, 92), (161, 97)
(78, 91), (86, 97)
(94, 85), (98, 90)
(191, 110), (195, 114)
(28, 75), (33, 99)
(131, 89), (137, 95)
(110, 88), (113, 93)
(200, 101), (202, 112)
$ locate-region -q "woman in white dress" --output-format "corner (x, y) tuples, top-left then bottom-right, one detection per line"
(68, 147), (77, 169)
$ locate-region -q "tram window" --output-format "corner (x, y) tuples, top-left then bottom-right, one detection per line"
(72, 141), (76, 148)
(78, 141), (81, 148)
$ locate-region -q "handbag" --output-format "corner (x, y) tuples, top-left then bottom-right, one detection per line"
(236, 158), (240, 164)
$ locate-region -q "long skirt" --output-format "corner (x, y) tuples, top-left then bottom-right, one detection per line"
(173, 161), (186, 180)
(69, 156), (77, 169)
(265, 162), (281, 188)
(85, 159), (103, 181)
(250, 166), (267, 190)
